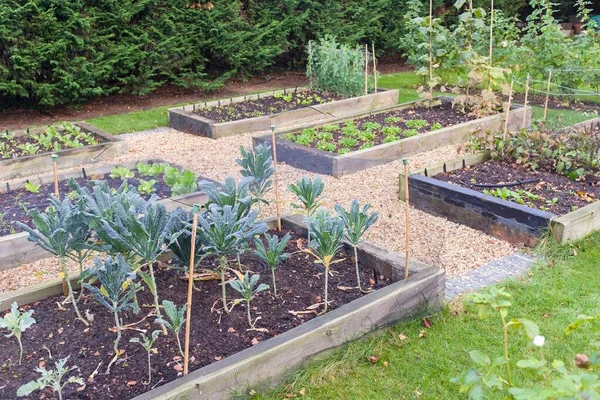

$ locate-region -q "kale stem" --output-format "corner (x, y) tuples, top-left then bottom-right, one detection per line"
(62, 257), (88, 326)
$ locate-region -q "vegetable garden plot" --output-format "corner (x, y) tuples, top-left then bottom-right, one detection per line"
(0, 160), (211, 271)
(167, 87), (400, 138)
(0, 122), (125, 180)
(254, 97), (531, 177)
(0, 215), (444, 400)
(399, 118), (600, 244)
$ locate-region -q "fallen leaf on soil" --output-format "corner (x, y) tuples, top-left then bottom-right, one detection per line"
(39, 360), (46, 368)
(305, 303), (321, 310)
(337, 285), (355, 291)
(422, 317), (432, 328)
(127, 381), (137, 387)
(368, 355), (380, 364)
(227, 327), (236, 333)
(310, 295), (321, 305)
(288, 310), (316, 316)
(76, 384), (86, 392)
(214, 356), (223, 361)
(119, 349), (125, 355)
(251, 338), (260, 346)
(369, 278), (375, 285)
(173, 364), (183, 372)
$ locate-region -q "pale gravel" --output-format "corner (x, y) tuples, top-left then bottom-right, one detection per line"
(1, 128), (515, 294)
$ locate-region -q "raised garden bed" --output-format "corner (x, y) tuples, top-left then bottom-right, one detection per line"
(167, 87), (400, 138)
(0, 122), (125, 181)
(0, 214), (444, 400)
(0, 160), (212, 271)
(399, 126), (600, 245)
(253, 97), (531, 177)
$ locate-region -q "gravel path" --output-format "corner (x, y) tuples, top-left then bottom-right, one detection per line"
(1, 128), (516, 294)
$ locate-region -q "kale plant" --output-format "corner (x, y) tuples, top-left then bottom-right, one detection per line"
(0, 302), (36, 364)
(17, 356), (84, 400)
(199, 176), (255, 218)
(236, 144), (274, 209)
(229, 271), (269, 329)
(155, 300), (186, 357)
(130, 330), (161, 385)
(253, 233), (290, 296)
(289, 176), (325, 241)
(335, 200), (379, 293)
(83, 255), (141, 374)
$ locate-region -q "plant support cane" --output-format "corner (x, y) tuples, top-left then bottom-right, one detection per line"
(522, 74), (530, 129)
(402, 158), (410, 280)
(51, 154), (59, 198)
(488, 0), (494, 91)
(372, 43), (377, 93)
(364, 44), (369, 96)
(184, 204), (200, 376)
(270, 125), (282, 231)
(503, 77), (514, 141)
(544, 69), (552, 121)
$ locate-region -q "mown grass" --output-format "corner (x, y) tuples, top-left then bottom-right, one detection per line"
(89, 104), (177, 135)
(251, 232), (600, 400)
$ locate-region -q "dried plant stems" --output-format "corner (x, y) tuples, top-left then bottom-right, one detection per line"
(52, 154), (59, 198)
(183, 208), (199, 376)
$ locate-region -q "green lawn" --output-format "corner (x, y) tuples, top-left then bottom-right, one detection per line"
(252, 233), (600, 400)
(89, 104), (177, 135)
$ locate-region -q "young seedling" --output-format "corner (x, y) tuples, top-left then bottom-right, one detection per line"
(306, 209), (345, 315)
(137, 179), (157, 195)
(334, 200), (379, 293)
(24, 181), (41, 193)
(229, 271), (269, 330)
(236, 144), (275, 210)
(130, 330), (161, 385)
(17, 356), (84, 400)
(155, 300), (186, 357)
(289, 176), (325, 241)
(83, 255), (141, 374)
(196, 203), (267, 313)
(253, 233), (291, 296)
(109, 166), (135, 180)
(0, 302), (36, 365)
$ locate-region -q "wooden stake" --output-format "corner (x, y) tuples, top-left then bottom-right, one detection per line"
(402, 158), (410, 280)
(372, 43), (377, 93)
(270, 125), (282, 231)
(544, 69), (553, 121)
(364, 44), (369, 96)
(51, 154), (59, 198)
(522, 74), (530, 129)
(183, 205), (200, 376)
(429, 0), (433, 97)
(503, 77), (514, 140)
(488, 0), (494, 90)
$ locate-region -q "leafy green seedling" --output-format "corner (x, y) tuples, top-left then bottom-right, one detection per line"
(150, 162), (167, 177)
(316, 141), (336, 152)
(0, 302), (36, 364)
(199, 176), (255, 218)
(83, 255), (141, 374)
(405, 119), (428, 129)
(229, 271), (269, 330)
(17, 142), (39, 155)
(155, 300), (186, 357)
(137, 179), (157, 195)
(163, 165), (182, 186)
(236, 145), (274, 209)
(306, 209), (345, 315)
(17, 356), (83, 400)
(136, 162), (154, 177)
(171, 170), (198, 196)
(130, 330), (161, 385)
(335, 200), (379, 293)
(289, 176), (325, 241)
(24, 181), (41, 193)
(253, 233), (291, 296)
(109, 166), (135, 180)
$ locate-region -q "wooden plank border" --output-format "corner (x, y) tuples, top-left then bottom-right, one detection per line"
(167, 88), (400, 138)
(0, 122), (126, 181)
(253, 98), (532, 178)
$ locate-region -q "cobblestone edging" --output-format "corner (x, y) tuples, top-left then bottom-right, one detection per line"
(445, 252), (536, 301)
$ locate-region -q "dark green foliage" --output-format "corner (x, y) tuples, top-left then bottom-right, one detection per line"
(236, 145), (274, 206)
(0, 1), (413, 109)
(199, 176), (255, 218)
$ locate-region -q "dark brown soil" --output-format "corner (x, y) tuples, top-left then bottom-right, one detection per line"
(0, 230), (391, 400)
(435, 160), (600, 215)
(193, 89), (342, 122)
(0, 172), (174, 236)
(282, 102), (477, 153)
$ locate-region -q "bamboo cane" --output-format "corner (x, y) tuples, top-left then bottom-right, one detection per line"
(183, 204), (200, 376)
(488, 0), (494, 90)
(372, 43), (377, 93)
(429, 0), (433, 97)
(522, 74), (530, 129)
(402, 158), (410, 280)
(503, 77), (514, 140)
(51, 154), (59, 198)
(270, 125), (282, 231)
(364, 44), (369, 96)
(544, 69), (553, 121)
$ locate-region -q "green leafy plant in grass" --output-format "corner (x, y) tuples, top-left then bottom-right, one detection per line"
(253, 233), (290, 296)
(155, 300), (186, 357)
(110, 166), (135, 180)
(130, 330), (161, 385)
(197, 204), (267, 313)
(137, 179), (157, 195)
(16, 197), (91, 326)
(334, 200), (378, 293)
(289, 176), (325, 241)
(0, 302), (36, 365)
(306, 209), (345, 316)
(84, 255), (141, 374)
(405, 119), (428, 129)
(316, 141), (336, 152)
(24, 181), (40, 193)
(339, 137), (358, 148)
(17, 356), (84, 400)
(236, 144), (274, 208)
(136, 162), (154, 177)
(229, 271), (270, 329)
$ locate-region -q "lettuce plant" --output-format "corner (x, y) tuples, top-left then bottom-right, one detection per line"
(171, 170), (198, 196)
(253, 233), (290, 296)
(17, 356), (83, 400)
(109, 166), (135, 180)
(197, 204), (267, 313)
(229, 271), (269, 329)
(306, 209), (344, 315)
(155, 300), (186, 357)
(130, 330), (161, 385)
(289, 176), (325, 241)
(236, 144), (274, 209)
(24, 181), (41, 193)
(0, 302), (36, 365)
(83, 255), (141, 374)
(137, 179), (157, 195)
(136, 162), (154, 177)
(335, 200), (378, 293)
